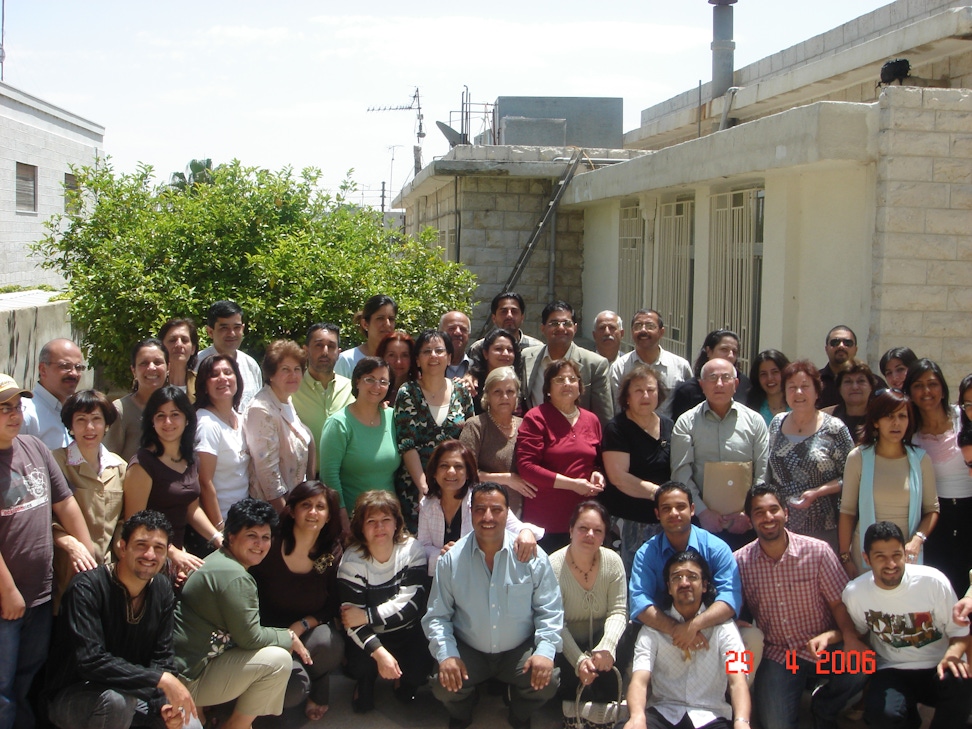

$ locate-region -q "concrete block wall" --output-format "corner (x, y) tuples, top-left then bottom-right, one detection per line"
(871, 86), (972, 389)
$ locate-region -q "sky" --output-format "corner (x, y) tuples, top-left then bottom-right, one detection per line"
(4, 1), (892, 209)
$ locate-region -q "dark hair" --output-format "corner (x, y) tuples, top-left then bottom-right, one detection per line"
(835, 359), (879, 392)
(225, 497), (279, 540)
(129, 338), (168, 393)
(350, 356), (390, 398)
(306, 322), (340, 346)
(655, 480), (694, 507)
(542, 359), (584, 401)
(470, 481), (509, 508)
(879, 347), (917, 378)
(194, 353), (244, 412)
(261, 339), (306, 383)
(470, 328), (522, 385)
(61, 389), (118, 430)
(630, 308), (664, 330)
(861, 388), (914, 448)
(376, 330), (416, 383)
(744, 483), (785, 517)
(746, 349), (790, 410)
(863, 520), (905, 553)
(348, 491), (408, 558)
(141, 386), (197, 464)
(568, 500), (610, 540)
(959, 374), (972, 430)
(159, 318), (200, 371)
(540, 300), (577, 325)
(781, 360), (823, 398)
(414, 330), (453, 373)
(490, 291), (526, 316)
(903, 358), (950, 429)
(206, 300), (243, 328)
(363, 294), (398, 321)
(120, 510), (174, 543)
(957, 424), (972, 448)
(426, 440), (478, 500)
(826, 325), (857, 345)
(662, 550), (715, 607)
(281, 481), (342, 561)
(617, 365), (667, 413)
(693, 329), (739, 377)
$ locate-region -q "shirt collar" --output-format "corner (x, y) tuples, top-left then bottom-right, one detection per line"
(66, 441), (126, 469)
(32, 383), (62, 411)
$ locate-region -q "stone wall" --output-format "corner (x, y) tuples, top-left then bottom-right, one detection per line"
(871, 85), (972, 388)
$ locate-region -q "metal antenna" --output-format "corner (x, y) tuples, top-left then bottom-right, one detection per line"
(368, 87), (426, 145)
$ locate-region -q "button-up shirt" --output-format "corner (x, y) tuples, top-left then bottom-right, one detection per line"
(629, 525), (742, 621)
(21, 383), (70, 450)
(445, 355), (472, 379)
(734, 530), (847, 664)
(671, 400), (768, 514)
(610, 346), (693, 418)
(292, 370), (354, 457)
(422, 531), (563, 662)
(633, 604), (744, 727)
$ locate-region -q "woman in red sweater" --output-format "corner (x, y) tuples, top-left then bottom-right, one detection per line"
(516, 359), (605, 553)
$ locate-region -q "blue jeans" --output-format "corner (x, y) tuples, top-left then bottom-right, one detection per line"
(0, 601), (53, 729)
(619, 521), (662, 577)
(753, 649), (867, 729)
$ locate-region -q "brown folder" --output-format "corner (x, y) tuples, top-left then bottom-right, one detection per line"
(702, 461), (753, 514)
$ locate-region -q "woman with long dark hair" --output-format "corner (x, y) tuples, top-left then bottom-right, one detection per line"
(335, 294), (398, 378)
(746, 349), (790, 426)
(159, 317), (199, 401)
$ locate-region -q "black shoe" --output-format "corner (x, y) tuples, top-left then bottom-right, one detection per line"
(448, 718), (472, 729)
(394, 681), (417, 703)
(507, 710), (530, 729)
(351, 680), (375, 713)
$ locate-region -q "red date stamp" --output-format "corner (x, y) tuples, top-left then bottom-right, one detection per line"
(785, 649), (877, 675)
(724, 649), (754, 674)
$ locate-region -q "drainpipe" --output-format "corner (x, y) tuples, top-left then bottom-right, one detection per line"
(710, 0), (737, 100)
(548, 208), (557, 301)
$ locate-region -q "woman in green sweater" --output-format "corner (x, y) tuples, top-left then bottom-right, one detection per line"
(173, 498), (311, 729)
(549, 500), (627, 700)
(319, 357), (401, 530)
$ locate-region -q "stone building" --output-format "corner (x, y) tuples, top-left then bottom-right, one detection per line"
(0, 81), (104, 289)
(398, 0), (972, 386)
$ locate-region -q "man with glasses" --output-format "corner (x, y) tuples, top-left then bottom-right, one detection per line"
(610, 309), (692, 418)
(672, 358), (768, 550)
(0, 373), (95, 729)
(522, 301), (614, 425)
(21, 338), (85, 450)
(624, 549), (751, 729)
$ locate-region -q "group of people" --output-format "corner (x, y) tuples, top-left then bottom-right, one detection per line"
(1, 291), (972, 729)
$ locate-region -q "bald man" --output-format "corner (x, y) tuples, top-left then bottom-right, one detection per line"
(21, 338), (85, 450)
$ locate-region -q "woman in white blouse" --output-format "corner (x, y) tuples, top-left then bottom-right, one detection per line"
(244, 340), (315, 512)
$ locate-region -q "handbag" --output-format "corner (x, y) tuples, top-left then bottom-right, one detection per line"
(562, 666), (625, 729)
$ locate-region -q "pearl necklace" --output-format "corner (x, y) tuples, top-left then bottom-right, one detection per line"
(487, 411), (517, 439)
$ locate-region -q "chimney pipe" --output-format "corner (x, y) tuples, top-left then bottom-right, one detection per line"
(710, 0), (737, 99)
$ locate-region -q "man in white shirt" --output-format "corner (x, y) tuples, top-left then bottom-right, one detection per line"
(623, 550), (751, 729)
(842, 521), (971, 728)
(610, 309), (692, 419)
(194, 300), (263, 411)
(20, 338), (85, 450)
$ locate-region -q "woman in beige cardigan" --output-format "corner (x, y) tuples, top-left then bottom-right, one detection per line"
(244, 340), (316, 512)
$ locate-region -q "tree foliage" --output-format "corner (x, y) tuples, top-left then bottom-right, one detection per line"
(34, 159), (475, 387)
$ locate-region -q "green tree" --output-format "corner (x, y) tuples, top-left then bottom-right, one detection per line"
(34, 159), (475, 387)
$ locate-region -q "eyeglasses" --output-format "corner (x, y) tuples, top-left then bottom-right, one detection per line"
(545, 320), (574, 329)
(702, 373), (735, 384)
(361, 376), (391, 387)
(552, 375), (579, 385)
(420, 347), (447, 357)
(50, 362), (85, 374)
(668, 571), (702, 585)
(631, 322), (660, 332)
(961, 402), (972, 412)
(828, 338), (854, 348)
(0, 402), (24, 416)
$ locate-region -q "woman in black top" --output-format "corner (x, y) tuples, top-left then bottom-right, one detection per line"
(601, 365), (673, 575)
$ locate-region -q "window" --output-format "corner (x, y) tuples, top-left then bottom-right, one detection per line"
(16, 162), (37, 212)
(64, 172), (79, 213)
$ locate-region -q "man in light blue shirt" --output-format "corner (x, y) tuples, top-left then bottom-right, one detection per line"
(423, 482), (563, 729)
(20, 338), (84, 450)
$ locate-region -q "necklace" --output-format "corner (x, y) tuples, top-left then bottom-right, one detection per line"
(423, 378), (449, 405)
(568, 546), (598, 583)
(487, 410), (517, 439)
(351, 402), (380, 426)
(557, 406), (580, 423)
(111, 565), (147, 624)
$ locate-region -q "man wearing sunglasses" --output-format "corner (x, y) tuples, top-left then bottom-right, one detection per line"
(818, 326), (862, 409)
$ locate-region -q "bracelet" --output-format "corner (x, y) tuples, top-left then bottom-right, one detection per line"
(839, 551), (852, 564)
(300, 618), (311, 632)
(208, 533), (221, 546)
(914, 531), (927, 543)
(734, 720), (750, 725)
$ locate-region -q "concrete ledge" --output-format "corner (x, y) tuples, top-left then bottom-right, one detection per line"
(566, 101), (877, 204)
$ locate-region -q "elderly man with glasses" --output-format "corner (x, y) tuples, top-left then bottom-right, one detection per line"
(21, 338), (86, 450)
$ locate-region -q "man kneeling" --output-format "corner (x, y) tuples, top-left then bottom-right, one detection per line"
(46, 511), (200, 729)
(623, 550), (751, 729)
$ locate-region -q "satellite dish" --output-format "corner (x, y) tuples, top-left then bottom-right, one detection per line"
(436, 121), (465, 148)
